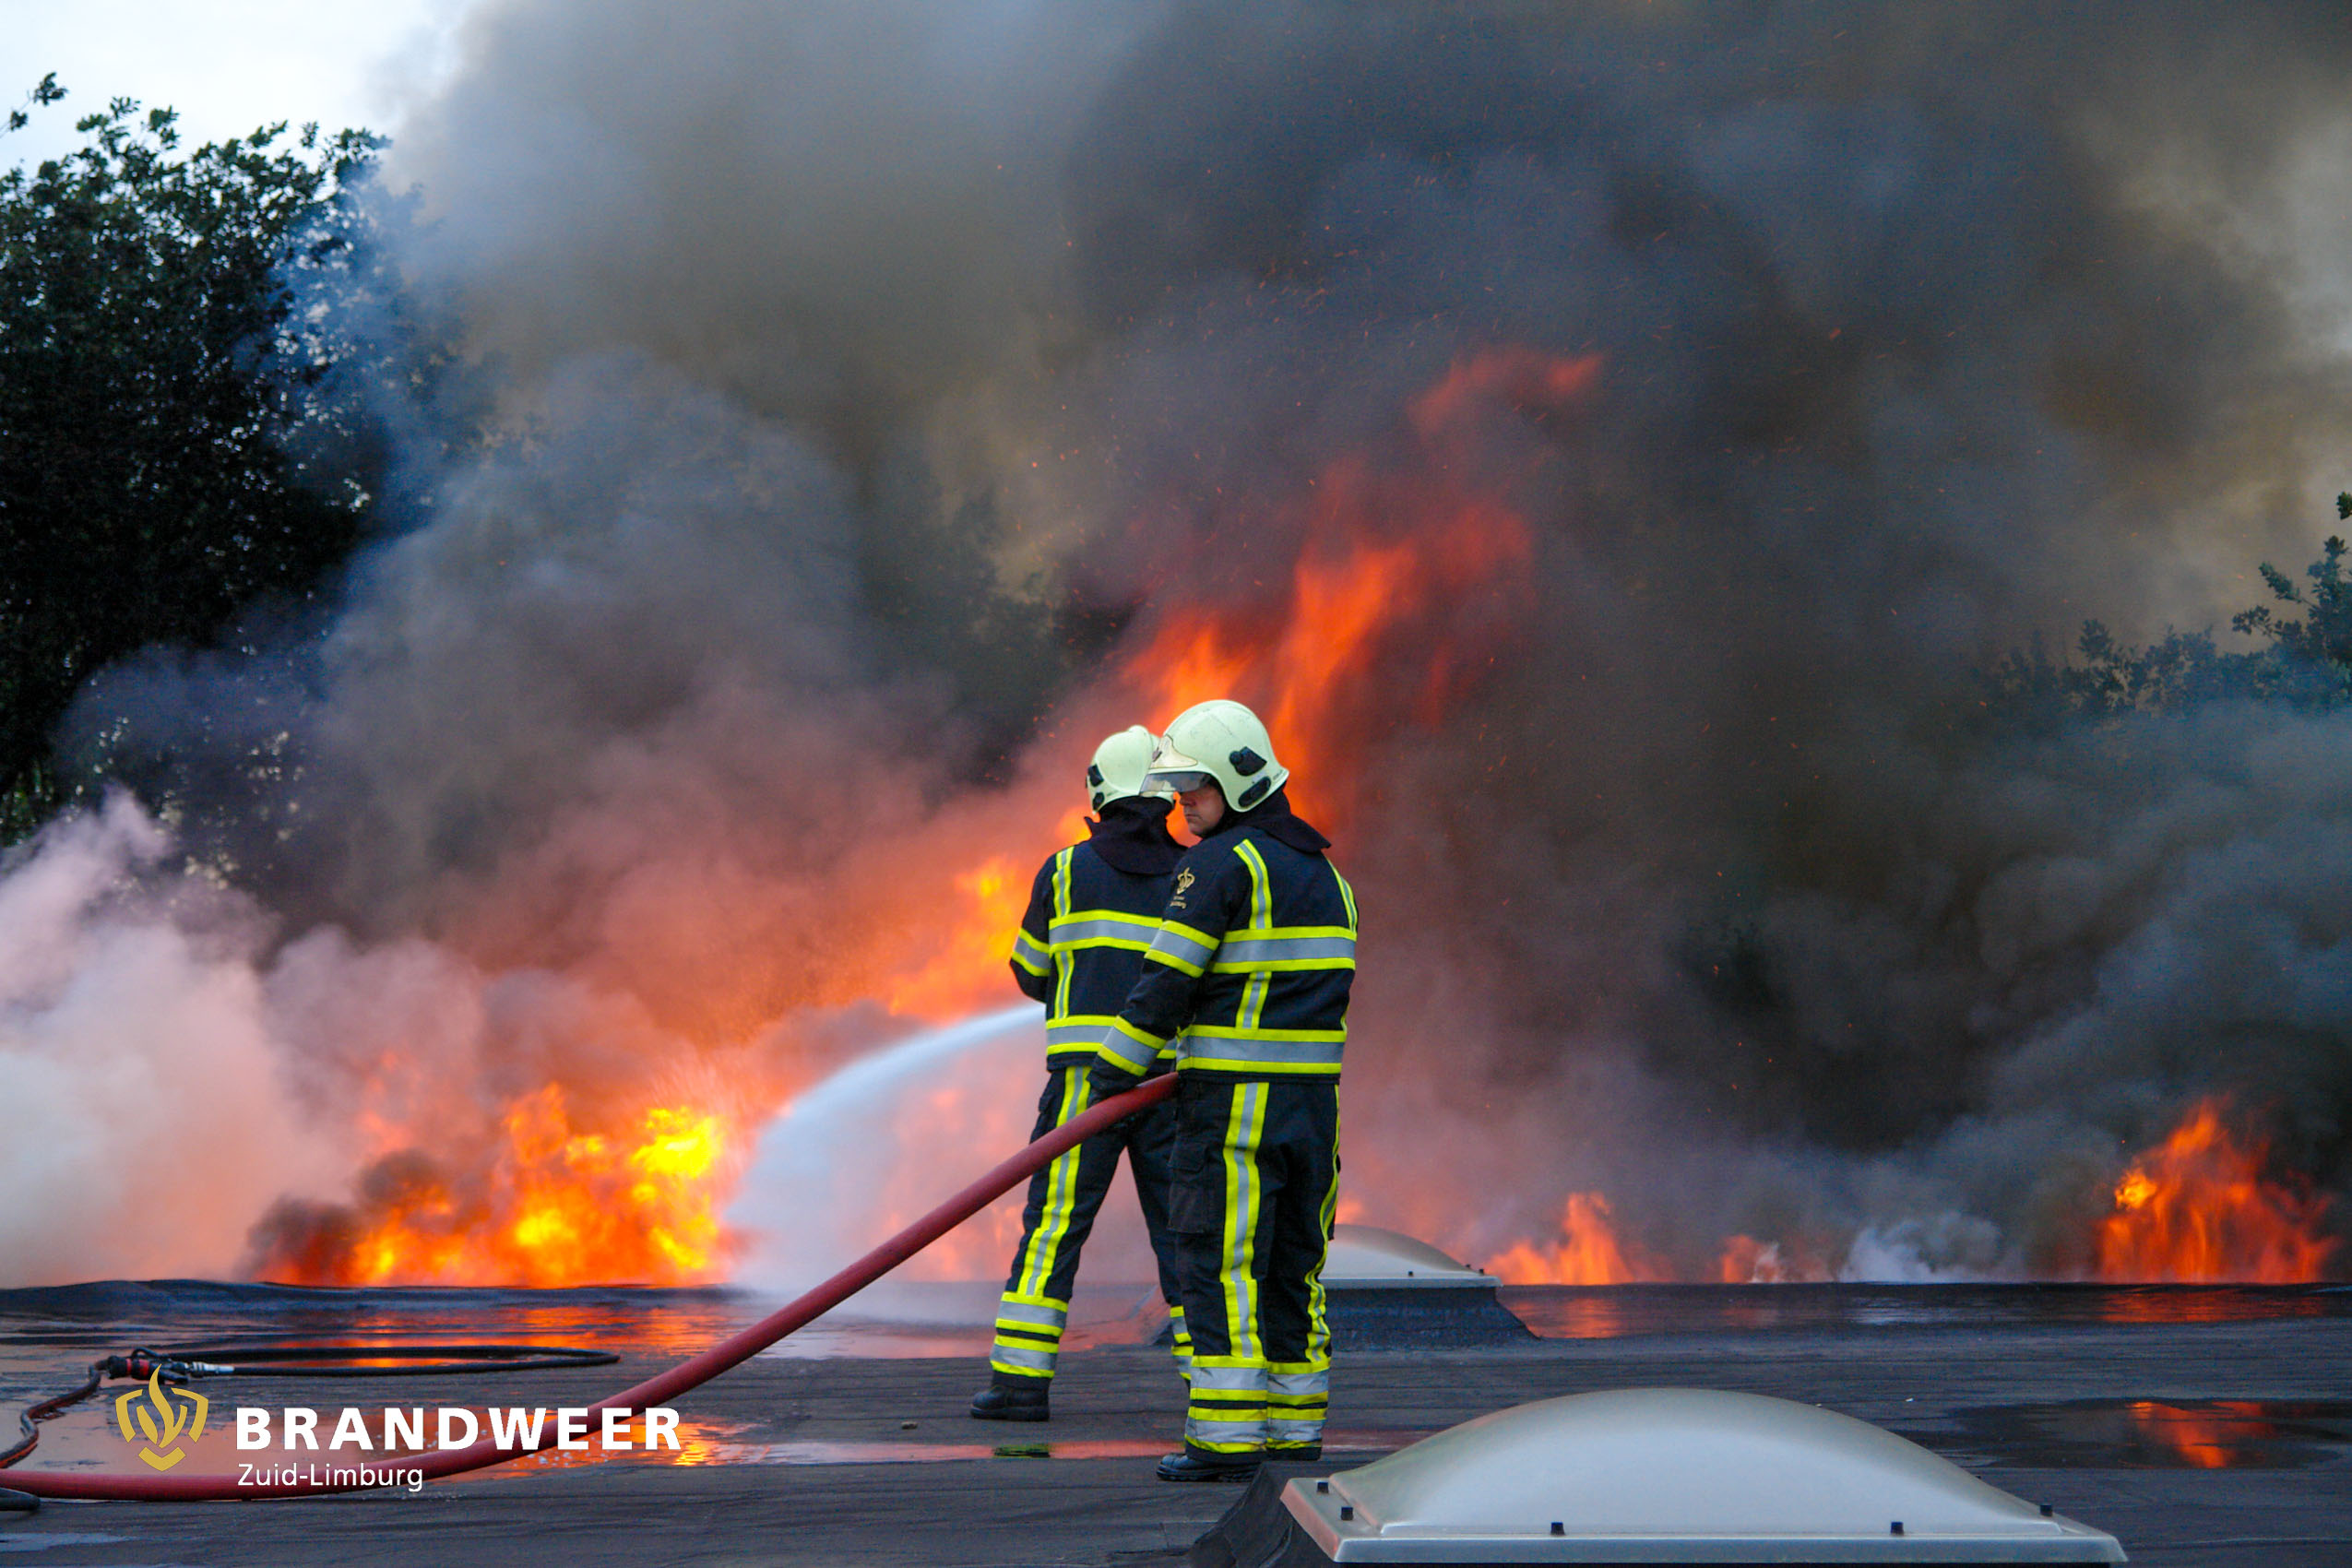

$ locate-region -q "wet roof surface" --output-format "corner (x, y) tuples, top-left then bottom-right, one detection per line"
(0, 1284), (2342, 1564)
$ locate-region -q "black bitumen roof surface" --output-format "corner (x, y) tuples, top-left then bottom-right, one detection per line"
(0, 1286), (2344, 1565)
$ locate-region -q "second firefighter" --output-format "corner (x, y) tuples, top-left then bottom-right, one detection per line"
(971, 726), (1192, 1421)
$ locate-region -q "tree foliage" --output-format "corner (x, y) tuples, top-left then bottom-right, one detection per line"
(1984, 507), (2352, 720)
(0, 79), (388, 839)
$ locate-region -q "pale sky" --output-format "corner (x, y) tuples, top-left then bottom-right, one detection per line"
(2, 0), (476, 169)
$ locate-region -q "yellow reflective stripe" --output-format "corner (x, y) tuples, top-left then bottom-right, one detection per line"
(1266, 1361), (1325, 1445)
(993, 1327), (1060, 1348)
(1182, 1024), (1346, 1073)
(1184, 1025), (1346, 1042)
(1182, 1055), (1342, 1076)
(1186, 1042), (1343, 1068)
(1051, 848), (1077, 1018)
(1311, 1105), (1337, 1365)
(1048, 909), (1162, 950)
(1097, 1016), (1163, 1075)
(1015, 1073), (1090, 1298)
(1097, 1040), (1152, 1075)
(1184, 1431), (1265, 1452)
(1234, 840), (1273, 929)
(1238, 971), (1269, 1029)
(1045, 1016), (1115, 1058)
(1211, 931), (1356, 971)
(1334, 866), (1357, 930)
(1235, 924), (1356, 938)
(994, 1296), (1069, 1330)
(1186, 1355), (1265, 1447)
(1144, 921), (1218, 976)
(1010, 930), (1052, 977)
(1112, 1016), (1169, 1050)
(1220, 1084), (1269, 1363)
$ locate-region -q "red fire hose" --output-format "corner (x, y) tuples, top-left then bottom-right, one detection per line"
(1, 1074), (1177, 1502)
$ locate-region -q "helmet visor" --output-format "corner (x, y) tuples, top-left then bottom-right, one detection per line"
(1141, 767), (1216, 794)
(1141, 733), (1215, 795)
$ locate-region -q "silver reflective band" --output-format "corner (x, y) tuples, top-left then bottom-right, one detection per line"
(1147, 926), (1219, 969)
(990, 1344), (1056, 1372)
(1182, 1034), (1345, 1065)
(995, 1301), (1067, 1330)
(1189, 1364), (1264, 1392)
(1049, 916), (1157, 944)
(1045, 1022), (1105, 1050)
(1215, 934), (1355, 965)
(1184, 1418), (1265, 1443)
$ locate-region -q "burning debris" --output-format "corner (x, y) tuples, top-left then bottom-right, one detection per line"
(2096, 1099), (2339, 1284)
(3, 2), (2350, 1289)
(244, 1094), (731, 1287)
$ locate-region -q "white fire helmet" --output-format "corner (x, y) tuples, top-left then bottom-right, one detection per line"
(1087, 725), (1174, 814)
(1142, 699), (1289, 813)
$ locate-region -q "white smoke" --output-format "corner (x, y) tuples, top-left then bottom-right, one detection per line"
(0, 798), (349, 1285)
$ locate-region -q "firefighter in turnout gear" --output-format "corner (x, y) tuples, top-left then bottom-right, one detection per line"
(1087, 699), (1355, 1482)
(969, 726), (1193, 1422)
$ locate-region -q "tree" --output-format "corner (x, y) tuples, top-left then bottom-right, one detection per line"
(2231, 505), (2352, 673)
(1984, 507), (2352, 719)
(0, 79), (384, 839)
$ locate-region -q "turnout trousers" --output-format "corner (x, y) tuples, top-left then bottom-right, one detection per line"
(1167, 1074), (1338, 1460)
(991, 1066), (1190, 1384)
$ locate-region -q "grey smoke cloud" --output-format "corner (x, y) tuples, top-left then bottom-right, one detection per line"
(9, 0), (2351, 1285)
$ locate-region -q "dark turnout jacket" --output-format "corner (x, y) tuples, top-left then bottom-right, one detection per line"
(1010, 799), (1185, 1070)
(1092, 790), (1357, 1086)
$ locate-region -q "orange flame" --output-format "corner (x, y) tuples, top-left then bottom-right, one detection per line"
(272, 1091), (733, 1288)
(1484, 1192), (1672, 1284)
(884, 855), (1030, 1020)
(1123, 462), (1537, 826)
(2094, 1099), (2337, 1283)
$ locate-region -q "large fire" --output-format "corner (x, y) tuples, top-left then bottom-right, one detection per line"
(2093, 1099), (2338, 1284)
(257, 347), (1579, 1289)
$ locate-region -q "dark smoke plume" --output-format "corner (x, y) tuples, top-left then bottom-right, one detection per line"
(7, 0), (2351, 1284)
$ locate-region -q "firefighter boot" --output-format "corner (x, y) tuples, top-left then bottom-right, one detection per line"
(968, 1378), (1051, 1422)
(1155, 1449), (1260, 1482)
